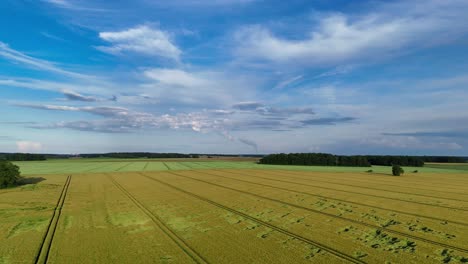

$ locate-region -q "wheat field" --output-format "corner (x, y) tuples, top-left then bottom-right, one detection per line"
(0, 162), (467, 263)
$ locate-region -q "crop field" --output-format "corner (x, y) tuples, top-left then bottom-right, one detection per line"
(424, 163), (468, 172)
(1, 162), (467, 263)
(13, 159), (468, 175)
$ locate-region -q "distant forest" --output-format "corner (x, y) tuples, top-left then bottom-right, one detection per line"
(79, 152), (197, 159)
(1, 152), (466, 164)
(259, 153), (467, 167)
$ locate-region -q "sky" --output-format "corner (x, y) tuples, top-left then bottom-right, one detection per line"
(1, 0), (468, 155)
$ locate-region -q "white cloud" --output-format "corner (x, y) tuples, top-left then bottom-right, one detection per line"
(97, 25), (181, 61)
(234, 1), (468, 66)
(42, 0), (70, 7)
(143, 68), (207, 87)
(150, 0), (256, 7)
(16, 141), (43, 153)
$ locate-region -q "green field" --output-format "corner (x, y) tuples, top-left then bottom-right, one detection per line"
(13, 159), (468, 175)
(424, 163), (468, 171)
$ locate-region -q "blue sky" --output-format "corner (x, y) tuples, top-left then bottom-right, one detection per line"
(1, 0), (468, 155)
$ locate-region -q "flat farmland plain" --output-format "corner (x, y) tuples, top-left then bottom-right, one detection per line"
(1, 163), (467, 263)
(14, 159), (468, 175)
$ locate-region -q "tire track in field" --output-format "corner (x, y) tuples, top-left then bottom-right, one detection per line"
(34, 175), (72, 264)
(260, 170), (468, 203)
(261, 170), (468, 196)
(50, 164), (80, 174)
(106, 174), (207, 264)
(256, 168), (468, 189)
(256, 170), (468, 209)
(142, 162), (149, 171)
(164, 171), (468, 254)
(162, 162), (171, 170)
(83, 162), (119, 173)
(222, 170), (468, 211)
(195, 162), (238, 169)
(177, 162), (194, 169)
(115, 162), (133, 172)
(140, 173), (365, 264)
(203, 170), (468, 226)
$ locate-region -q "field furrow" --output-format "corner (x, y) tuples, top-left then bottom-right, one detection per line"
(145, 171), (468, 263)
(45, 173), (198, 263)
(114, 172), (348, 263)
(256, 170), (468, 199)
(171, 170), (468, 251)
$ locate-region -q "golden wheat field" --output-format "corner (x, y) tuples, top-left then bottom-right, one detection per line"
(1, 166), (467, 263)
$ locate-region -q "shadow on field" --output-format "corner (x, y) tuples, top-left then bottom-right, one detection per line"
(19, 177), (46, 185)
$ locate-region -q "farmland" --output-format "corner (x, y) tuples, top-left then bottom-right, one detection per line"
(1, 161), (467, 263)
(13, 159), (468, 175)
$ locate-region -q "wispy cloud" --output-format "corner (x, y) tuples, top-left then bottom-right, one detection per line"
(234, 1), (468, 66)
(62, 90), (99, 102)
(42, 0), (71, 7)
(0, 42), (93, 79)
(141, 68), (254, 107)
(300, 117), (356, 126)
(238, 138), (258, 152)
(97, 25), (181, 61)
(232, 101), (314, 116)
(40, 32), (67, 42)
(16, 141), (43, 153)
(16, 101), (345, 134)
(232, 101), (264, 111)
(61, 90), (116, 102)
(41, 0), (110, 12)
(274, 75), (303, 90)
(383, 131), (468, 138)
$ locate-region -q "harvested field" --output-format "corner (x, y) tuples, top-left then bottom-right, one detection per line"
(1, 162), (467, 263)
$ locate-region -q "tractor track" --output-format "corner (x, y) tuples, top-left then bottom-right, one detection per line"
(162, 162), (171, 170)
(115, 162), (133, 172)
(34, 175), (72, 264)
(221, 170), (468, 212)
(260, 170), (468, 202)
(106, 174), (208, 264)
(140, 172), (366, 264)
(248, 169), (468, 196)
(265, 168), (468, 189)
(163, 171), (468, 254)
(203, 170), (468, 226)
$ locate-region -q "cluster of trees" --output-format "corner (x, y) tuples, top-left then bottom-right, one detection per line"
(392, 164), (405, 176)
(0, 153), (47, 161)
(259, 153), (371, 167)
(78, 152), (198, 159)
(0, 160), (21, 188)
(366, 156), (425, 167)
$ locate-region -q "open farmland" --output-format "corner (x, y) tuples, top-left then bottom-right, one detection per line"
(13, 159), (468, 175)
(1, 162), (467, 263)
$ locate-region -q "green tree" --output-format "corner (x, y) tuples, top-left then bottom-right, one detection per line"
(0, 160), (21, 188)
(392, 164), (404, 176)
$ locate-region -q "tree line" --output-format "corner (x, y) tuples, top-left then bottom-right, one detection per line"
(421, 156), (466, 163)
(0, 153), (47, 161)
(259, 153), (371, 167)
(365, 155), (424, 166)
(78, 152), (198, 159)
(258, 153), (442, 167)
